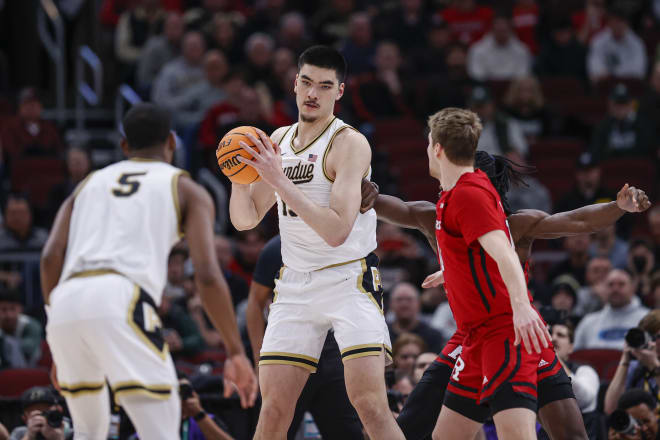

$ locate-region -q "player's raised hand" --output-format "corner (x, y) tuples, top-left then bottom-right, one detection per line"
(422, 270), (444, 288)
(512, 302), (551, 354)
(617, 183), (651, 213)
(360, 180), (378, 213)
(238, 129), (284, 188)
(223, 353), (258, 409)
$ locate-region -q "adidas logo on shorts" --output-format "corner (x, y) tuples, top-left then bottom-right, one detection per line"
(483, 376), (488, 385)
(538, 359), (549, 367)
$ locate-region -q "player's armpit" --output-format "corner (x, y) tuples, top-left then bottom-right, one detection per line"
(40, 196), (74, 304)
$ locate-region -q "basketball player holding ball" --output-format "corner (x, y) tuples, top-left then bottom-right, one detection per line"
(225, 46), (404, 440)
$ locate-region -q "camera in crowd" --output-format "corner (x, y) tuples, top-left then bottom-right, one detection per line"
(386, 389), (405, 413)
(179, 382), (194, 400)
(34, 409), (64, 440)
(626, 327), (652, 349)
(609, 409), (639, 436)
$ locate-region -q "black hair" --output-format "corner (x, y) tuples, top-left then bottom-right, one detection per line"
(2, 192), (31, 213)
(618, 388), (657, 412)
(629, 238), (653, 252)
(298, 45), (347, 83)
(169, 247), (189, 262)
(474, 151), (535, 215)
(121, 103), (172, 151)
(0, 288), (21, 304)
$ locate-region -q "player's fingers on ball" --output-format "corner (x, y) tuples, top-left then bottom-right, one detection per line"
(243, 132), (263, 148)
(237, 156), (258, 167)
(238, 141), (261, 158)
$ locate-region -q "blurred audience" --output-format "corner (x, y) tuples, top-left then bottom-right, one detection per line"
(575, 256), (612, 317)
(627, 239), (656, 302)
(0, 194), (48, 252)
(607, 389), (659, 440)
(392, 332), (426, 376)
(650, 206), (660, 265)
(502, 75), (557, 143)
(0, 289), (42, 366)
(9, 386), (72, 440)
(340, 12), (376, 76)
(589, 226), (629, 270)
(387, 282), (444, 354)
(243, 33), (275, 85)
(412, 352), (437, 385)
(536, 17), (588, 79)
(440, 0), (493, 46)
(136, 12), (184, 93)
(467, 13), (532, 82)
(47, 147), (92, 223)
(374, 0), (428, 52)
(158, 288), (206, 358)
(555, 153), (615, 214)
(512, 0), (539, 54)
(572, 0), (607, 44)
(277, 12), (311, 55)
(550, 275), (580, 316)
(574, 269), (649, 349)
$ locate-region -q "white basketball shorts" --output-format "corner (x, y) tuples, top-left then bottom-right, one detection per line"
(259, 253), (392, 372)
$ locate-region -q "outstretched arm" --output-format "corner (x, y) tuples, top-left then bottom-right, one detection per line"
(517, 184), (651, 240)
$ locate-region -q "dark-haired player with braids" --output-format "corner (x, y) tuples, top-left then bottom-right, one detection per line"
(360, 149), (650, 439)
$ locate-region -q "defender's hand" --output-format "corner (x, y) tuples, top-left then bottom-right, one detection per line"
(512, 302), (551, 354)
(422, 271), (444, 288)
(238, 129), (284, 188)
(223, 353), (258, 409)
(360, 180), (379, 213)
(617, 184), (651, 213)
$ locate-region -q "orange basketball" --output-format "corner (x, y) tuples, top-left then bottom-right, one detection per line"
(216, 126), (263, 184)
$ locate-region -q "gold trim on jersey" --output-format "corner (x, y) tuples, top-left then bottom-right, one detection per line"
(111, 381), (172, 404)
(127, 285), (169, 361)
(68, 269), (121, 280)
(128, 157), (160, 162)
(321, 125), (359, 182)
(315, 257), (362, 271)
(58, 381), (105, 397)
(171, 171), (189, 238)
(340, 343), (386, 361)
(290, 116), (336, 155)
(357, 259), (383, 315)
(259, 351), (319, 373)
(272, 266), (285, 303)
(72, 171), (97, 198)
(276, 125), (293, 144)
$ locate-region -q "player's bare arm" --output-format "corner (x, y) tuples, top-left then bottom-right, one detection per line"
(40, 196), (74, 305)
(510, 184), (651, 241)
(478, 230), (551, 354)
(179, 176), (258, 408)
(228, 127), (288, 230)
(245, 281), (272, 366)
(241, 127), (370, 247)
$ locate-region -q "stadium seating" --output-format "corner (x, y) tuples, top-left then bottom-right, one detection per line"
(10, 157), (66, 208)
(570, 349), (623, 381)
(0, 368), (51, 397)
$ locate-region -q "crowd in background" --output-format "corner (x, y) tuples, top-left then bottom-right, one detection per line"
(1, 0), (660, 438)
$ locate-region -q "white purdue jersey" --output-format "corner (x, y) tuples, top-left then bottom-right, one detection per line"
(276, 117), (377, 272)
(60, 159), (186, 305)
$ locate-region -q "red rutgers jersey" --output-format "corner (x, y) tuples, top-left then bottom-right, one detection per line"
(435, 170), (531, 331)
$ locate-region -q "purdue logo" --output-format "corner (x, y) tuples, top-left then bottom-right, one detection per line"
(219, 155), (242, 170)
(283, 161), (314, 184)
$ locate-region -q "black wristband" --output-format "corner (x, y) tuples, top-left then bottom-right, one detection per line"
(193, 411), (206, 421)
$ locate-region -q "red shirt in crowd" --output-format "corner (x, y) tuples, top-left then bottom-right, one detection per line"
(513, 3), (539, 54)
(571, 9), (607, 42)
(0, 117), (64, 159)
(435, 170), (528, 330)
(440, 5), (494, 46)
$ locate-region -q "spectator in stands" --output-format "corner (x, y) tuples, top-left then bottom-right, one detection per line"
(589, 225), (629, 269)
(506, 155), (552, 213)
(639, 62), (660, 141)
(166, 247), (188, 299)
(242, 0), (286, 38)
(350, 41), (411, 122)
(502, 75), (556, 143)
(175, 374), (234, 439)
(412, 352), (437, 385)
(0, 88), (64, 162)
(227, 228), (266, 286)
(151, 31), (206, 114)
(468, 86), (528, 159)
(409, 17), (451, 76)
(587, 6), (647, 83)
(9, 386), (73, 440)
(420, 43), (473, 116)
(376, 223), (433, 290)
(0, 194), (48, 252)
(650, 206), (660, 266)
(551, 318), (601, 438)
(47, 147), (92, 222)
(374, 0), (428, 52)
(183, 0), (246, 35)
(115, 0), (166, 81)
(277, 12), (311, 56)
(207, 13), (243, 64)
(590, 83), (655, 160)
(263, 48), (295, 101)
(609, 389), (659, 440)
(340, 12), (376, 76)
(605, 310), (660, 415)
(536, 16), (588, 79)
(387, 282), (444, 353)
(243, 33), (275, 85)
(652, 272), (660, 308)
(0, 289), (42, 365)
(269, 65), (298, 127)
(214, 235), (248, 307)
(574, 268), (649, 350)
(555, 152), (615, 214)
(512, 0), (539, 54)
(575, 256), (612, 317)
(550, 275), (580, 316)
(158, 287), (206, 358)
(466, 13), (532, 82)
(136, 12), (184, 93)
(392, 332), (426, 376)
(606, 310), (660, 415)
(310, 0), (355, 46)
(548, 234), (592, 286)
(168, 49), (229, 130)
(572, 0), (607, 44)
(440, 0), (493, 46)
(628, 239), (656, 302)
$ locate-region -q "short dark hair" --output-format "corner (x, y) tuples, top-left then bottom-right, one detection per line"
(618, 388), (656, 412)
(298, 45), (347, 83)
(553, 318), (576, 343)
(122, 103), (172, 150)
